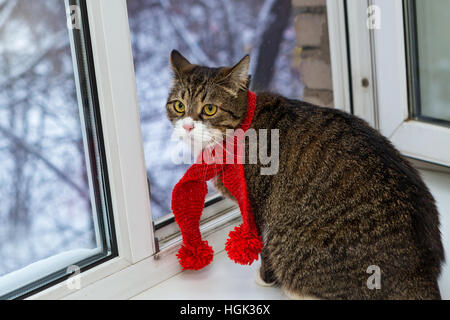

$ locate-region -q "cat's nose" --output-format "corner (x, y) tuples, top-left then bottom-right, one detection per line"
(183, 123), (194, 133)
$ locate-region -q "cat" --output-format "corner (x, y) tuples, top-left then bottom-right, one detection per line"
(165, 50), (444, 300)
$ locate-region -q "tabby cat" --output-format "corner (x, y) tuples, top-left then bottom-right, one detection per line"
(166, 50), (444, 300)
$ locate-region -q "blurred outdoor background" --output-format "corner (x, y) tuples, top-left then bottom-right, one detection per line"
(127, 0), (303, 219)
(0, 0), (96, 277)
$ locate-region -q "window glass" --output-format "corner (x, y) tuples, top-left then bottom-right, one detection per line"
(0, 0), (116, 299)
(407, 0), (450, 124)
(127, 0), (302, 219)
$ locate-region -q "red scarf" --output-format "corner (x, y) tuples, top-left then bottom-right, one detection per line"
(172, 91), (263, 270)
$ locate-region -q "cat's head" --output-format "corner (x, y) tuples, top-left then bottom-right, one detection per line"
(166, 50), (250, 149)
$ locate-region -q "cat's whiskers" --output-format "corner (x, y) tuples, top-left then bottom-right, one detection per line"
(208, 135), (240, 160)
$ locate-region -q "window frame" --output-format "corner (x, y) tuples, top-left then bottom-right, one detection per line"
(28, 0), (241, 300)
(326, 0), (352, 114)
(26, 0), (154, 299)
(329, 0), (450, 167)
(0, 0), (119, 299)
(404, 0), (450, 127)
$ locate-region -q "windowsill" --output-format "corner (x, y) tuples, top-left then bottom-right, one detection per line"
(132, 250), (287, 300)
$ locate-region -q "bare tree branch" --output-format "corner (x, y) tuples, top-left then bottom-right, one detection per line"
(252, 0), (292, 91)
(0, 125), (89, 200)
(158, 0), (215, 65)
(0, 31), (68, 88)
(219, 0), (237, 63)
(250, 0), (277, 74)
(0, 0), (17, 30)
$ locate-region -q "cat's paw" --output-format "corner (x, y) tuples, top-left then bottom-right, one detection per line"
(282, 287), (320, 300)
(254, 266), (276, 287)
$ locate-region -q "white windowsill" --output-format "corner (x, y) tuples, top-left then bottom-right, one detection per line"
(132, 250), (287, 300)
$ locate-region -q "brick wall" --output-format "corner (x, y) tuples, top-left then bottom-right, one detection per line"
(293, 0), (333, 106)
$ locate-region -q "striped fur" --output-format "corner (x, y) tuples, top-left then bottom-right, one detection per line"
(246, 93), (444, 299)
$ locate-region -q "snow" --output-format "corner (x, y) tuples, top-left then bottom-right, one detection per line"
(0, 248), (101, 296)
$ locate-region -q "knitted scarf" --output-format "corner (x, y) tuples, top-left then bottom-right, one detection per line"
(171, 90), (263, 270)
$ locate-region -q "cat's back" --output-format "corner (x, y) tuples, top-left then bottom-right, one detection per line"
(252, 91), (424, 180)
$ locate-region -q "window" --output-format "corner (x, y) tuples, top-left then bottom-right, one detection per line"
(405, 0), (450, 125)
(335, 0), (450, 167)
(126, 0), (303, 239)
(0, 0), (116, 299)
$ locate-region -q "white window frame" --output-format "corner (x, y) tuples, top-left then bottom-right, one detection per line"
(326, 0), (352, 114)
(27, 0), (240, 300)
(328, 0), (450, 167)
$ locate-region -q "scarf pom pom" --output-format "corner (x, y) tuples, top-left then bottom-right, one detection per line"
(176, 240), (214, 270)
(225, 225), (263, 265)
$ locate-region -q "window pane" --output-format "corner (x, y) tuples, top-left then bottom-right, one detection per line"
(406, 0), (450, 124)
(0, 0), (116, 298)
(127, 0), (302, 220)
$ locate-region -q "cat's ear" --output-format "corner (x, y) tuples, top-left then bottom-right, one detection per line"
(170, 50), (192, 74)
(222, 55), (250, 89)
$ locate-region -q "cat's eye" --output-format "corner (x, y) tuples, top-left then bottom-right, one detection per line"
(202, 104), (218, 116)
(173, 100), (185, 114)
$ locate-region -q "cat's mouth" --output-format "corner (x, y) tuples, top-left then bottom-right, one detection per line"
(172, 118), (224, 151)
